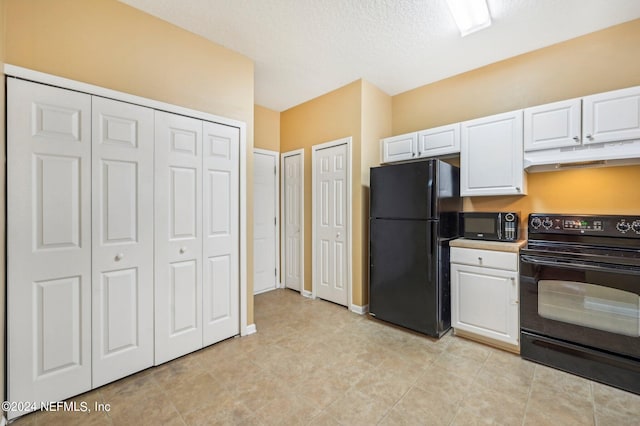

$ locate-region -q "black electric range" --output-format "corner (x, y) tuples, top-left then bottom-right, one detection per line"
(519, 213), (640, 395)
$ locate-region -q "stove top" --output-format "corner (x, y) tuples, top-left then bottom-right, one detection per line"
(522, 214), (640, 268)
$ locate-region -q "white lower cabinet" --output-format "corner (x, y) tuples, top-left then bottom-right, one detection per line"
(451, 247), (520, 349)
(7, 77), (240, 419)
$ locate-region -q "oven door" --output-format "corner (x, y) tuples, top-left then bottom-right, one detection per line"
(520, 254), (640, 359)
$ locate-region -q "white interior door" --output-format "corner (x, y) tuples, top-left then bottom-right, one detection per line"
(282, 150), (303, 292)
(253, 149), (278, 294)
(203, 121), (240, 345)
(154, 111), (203, 365)
(7, 79), (92, 419)
(91, 97), (154, 387)
(314, 141), (349, 307)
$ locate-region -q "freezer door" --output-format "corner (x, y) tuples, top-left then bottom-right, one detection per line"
(370, 161), (436, 219)
(369, 219), (442, 336)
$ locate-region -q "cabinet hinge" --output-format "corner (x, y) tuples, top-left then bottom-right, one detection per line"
(274, 166), (277, 175)
(275, 268), (277, 277)
(274, 217), (277, 226)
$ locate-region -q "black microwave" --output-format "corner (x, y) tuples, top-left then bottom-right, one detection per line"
(460, 212), (519, 241)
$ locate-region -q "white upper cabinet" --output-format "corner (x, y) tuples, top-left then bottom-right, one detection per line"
(583, 86), (640, 144)
(524, 98), (582, 151)
(417, 123), (461, 158)
(380, 132), (417, 163)
(524, 85), (640, 171)
(381, 124), (461, 164)
(461, 110), (526, 197)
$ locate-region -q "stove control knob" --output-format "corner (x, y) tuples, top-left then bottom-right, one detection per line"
(632, 220), (640, 234)
(530, 217), (542, 229)
(542, 218), (553, 229)
(616, 220), (631, 233)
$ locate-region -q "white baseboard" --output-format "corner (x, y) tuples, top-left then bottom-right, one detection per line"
(301, 289), (314, 299)
(350, 304), (369, 315)
(245, 324), (257, 335)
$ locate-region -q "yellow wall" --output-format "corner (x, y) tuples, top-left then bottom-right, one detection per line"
(392, 19), (640, 226)
(0, 0), (6, 409)
(254, 105), (280, 151)
(280, 79), (391, 308)
(5, 0), (256, 326)
(360, 81), (392, 305)
(280, 80), (363, 303)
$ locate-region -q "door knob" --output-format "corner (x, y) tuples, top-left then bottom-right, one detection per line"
(336, 232), (341, 238)
(180, 246), (187, 254)
(115, 253), (124, 261)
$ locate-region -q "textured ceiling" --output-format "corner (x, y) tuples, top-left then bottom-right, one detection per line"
(119, 0), (640, 111)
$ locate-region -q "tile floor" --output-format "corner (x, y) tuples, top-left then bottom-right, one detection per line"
(11, 288), (640, 425)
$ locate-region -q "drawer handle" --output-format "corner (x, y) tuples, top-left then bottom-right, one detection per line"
(478, 256), (483, 264)
(180, 246), (187, 254)
(115, 253), (124, 261)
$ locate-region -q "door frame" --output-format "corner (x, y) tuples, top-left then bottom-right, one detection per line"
(5, 64), (252, 337)
(280, 149), (305, 293)
(311, 137), (352, 308)
(253, 148), (280, 293)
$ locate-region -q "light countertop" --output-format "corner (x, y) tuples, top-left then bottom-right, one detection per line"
(449, 238), (527, 252)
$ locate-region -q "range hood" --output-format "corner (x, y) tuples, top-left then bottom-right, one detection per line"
(524, 138), (640, 173)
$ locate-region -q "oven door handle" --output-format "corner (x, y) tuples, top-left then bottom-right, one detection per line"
(520, 255), (640, 275)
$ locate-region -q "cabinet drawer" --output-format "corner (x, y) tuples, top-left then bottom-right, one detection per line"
(450, 247), (518, 271)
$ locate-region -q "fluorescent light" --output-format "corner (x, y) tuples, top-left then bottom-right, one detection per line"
(446, 0), (492, 37)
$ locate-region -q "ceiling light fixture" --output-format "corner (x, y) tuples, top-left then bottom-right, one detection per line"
(446, 0), (492, 37)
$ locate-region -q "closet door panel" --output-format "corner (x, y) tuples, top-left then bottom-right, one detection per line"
(155, 111), (203, 365)
(7, 78), (92, 419)
(202, 121), (240, 345)
(91, 97), (154, 387)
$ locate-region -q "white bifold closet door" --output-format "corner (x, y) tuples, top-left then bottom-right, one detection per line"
(202, 121), (240, 346)
(7, 79), (92, 417)
(154, 111), (240, 364)
(91, 97), (154, 387)
(154, 111), (204, 364)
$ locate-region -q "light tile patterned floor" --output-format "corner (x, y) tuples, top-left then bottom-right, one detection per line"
(11, 288), (640, 425)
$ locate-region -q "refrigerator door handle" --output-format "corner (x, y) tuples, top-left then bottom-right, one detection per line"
(427, 161), (436, 218)
(426, 223), (433, 279)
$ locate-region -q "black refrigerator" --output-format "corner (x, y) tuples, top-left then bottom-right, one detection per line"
(369, 160), (461, 338)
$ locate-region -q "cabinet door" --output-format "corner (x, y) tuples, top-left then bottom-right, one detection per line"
(7, 79), (92, 419)
(461, 110), (525, 196)
(91, 97), (154, 387)
(583, 86), (640, 145)
(417, 123), (460, 158)
(451, 263), (519, 346)
(154, 111), (203, 365)
(524, 98), (581, 151)
(380, 132), (417, 163)
(202, 121), (240, 346)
